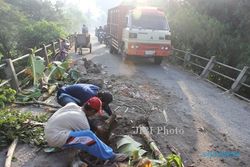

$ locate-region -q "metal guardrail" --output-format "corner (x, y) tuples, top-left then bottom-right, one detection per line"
(172, 48), (250, 102)
(0, 37), (73, 90)
(0, 63), (6, 69)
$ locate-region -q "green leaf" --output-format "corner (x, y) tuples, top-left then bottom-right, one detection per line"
(116, 135), (147, 158)
(69, 69), (79, 81)
(45, 62), (67, 82)
(16, 88), (41, 102)
(166, 154), (183, 167)
(117, 135), (142, 149)
(29, 53), (45, 86)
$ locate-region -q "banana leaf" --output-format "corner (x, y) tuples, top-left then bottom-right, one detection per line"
(29, 54), (45, 86)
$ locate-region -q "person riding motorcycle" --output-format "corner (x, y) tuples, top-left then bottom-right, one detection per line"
(97, 26), (105, 44)
(82, 24), (88, 34)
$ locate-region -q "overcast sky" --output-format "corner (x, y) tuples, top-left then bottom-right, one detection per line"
(50, 0), (123, 28)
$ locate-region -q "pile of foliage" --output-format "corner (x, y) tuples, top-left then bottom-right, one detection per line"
(0, 86), (48, 149)
(0, 87), (16, 108)
(17, 53), (79, 102)
(0, 107), (49, 149)
(116, 135), (183, 167)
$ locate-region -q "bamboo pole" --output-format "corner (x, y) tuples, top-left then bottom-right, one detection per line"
(139, 125), (167, 162)
(14, 100), (60, 108)
(5, 138), (18, 167)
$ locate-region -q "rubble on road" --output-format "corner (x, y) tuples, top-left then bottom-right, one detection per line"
(1, 58), (247, 167)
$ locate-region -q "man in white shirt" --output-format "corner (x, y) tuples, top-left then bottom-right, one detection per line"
(45, 97), (127, 162)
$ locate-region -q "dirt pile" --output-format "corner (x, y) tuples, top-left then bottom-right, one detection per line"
(1, 58), (248, 167)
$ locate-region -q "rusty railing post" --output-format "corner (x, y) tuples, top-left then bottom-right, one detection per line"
(42, 44), (49, 66)
(200, 56), (216, 78)
(184, 51), (191, 68)
(4, 59), (20, 91)
(51, 41), (56, 57)
(230, 66), (249, 93)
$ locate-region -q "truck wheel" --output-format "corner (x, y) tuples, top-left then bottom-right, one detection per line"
(154, 57), (163, 65)
(122, 53), (128, 63)
(121, 45), (128, 63)
(110, 45), (114, 54)
(89, 44), (92, 53)
(80, 48), (82, 55)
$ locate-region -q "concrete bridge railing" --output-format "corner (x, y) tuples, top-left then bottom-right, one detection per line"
(172, 48), (250, 102)
(0, 35), (75, 91)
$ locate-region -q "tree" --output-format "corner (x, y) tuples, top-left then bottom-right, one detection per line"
(0, 0), (26, 59)
(18, 20), (67, 52)
(0, 0), (68, 58)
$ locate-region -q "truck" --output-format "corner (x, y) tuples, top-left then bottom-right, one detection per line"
(107, 5), (171, 64)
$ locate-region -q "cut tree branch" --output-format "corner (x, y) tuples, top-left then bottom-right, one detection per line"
(14, 101), (60, 108)
(5, 138), (18, 167)
(116, 101), (146, 113)
(139, 125), (166, 162)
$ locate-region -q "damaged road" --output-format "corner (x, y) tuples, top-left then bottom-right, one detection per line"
(81, 39), (250, 167)
(0, 39), (249, 167)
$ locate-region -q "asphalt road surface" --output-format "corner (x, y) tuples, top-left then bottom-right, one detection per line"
(82, 37), (250, 153)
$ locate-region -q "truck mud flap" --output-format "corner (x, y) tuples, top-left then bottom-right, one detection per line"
(111, 38), (119, 51)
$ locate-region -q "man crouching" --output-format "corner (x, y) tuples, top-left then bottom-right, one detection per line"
(44, 97), (127, 162)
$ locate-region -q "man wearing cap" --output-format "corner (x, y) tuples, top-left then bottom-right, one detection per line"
(45, 97), (127, 162)
(57, 83), (113, 116)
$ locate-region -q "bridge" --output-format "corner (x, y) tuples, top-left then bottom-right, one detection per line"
(0, 36), (249, 166)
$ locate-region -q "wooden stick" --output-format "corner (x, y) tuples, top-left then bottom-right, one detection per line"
(39, 84), (58, 101)
(139, 125), (166, 162)
(116, 101), (146, 113)
(105, 114), (117, 130)
(5, 138), (18, 167)
(14, 101), (60, 108)
(24, 120), (45, 126)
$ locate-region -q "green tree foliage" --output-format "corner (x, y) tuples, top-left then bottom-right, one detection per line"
(5, 0), (63, 22)
(18, 20), (67, 52)
(0, 0), (66, 59)
(0, 0), (87, 59)
(184, 0), (250, 67)
(169, 0), (250, 68)
(167, 1), (224, 58)
(0, 0), (27, 59)
(137, 0), (250, 68)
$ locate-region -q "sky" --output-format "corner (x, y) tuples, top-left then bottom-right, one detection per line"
(50, 0), (123, 28)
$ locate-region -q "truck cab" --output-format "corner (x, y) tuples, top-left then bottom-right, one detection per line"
(108, 6), (171, 64)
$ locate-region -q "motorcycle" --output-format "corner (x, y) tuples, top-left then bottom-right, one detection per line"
(104, 34), (111, 47)
(98, 31), (105, 44)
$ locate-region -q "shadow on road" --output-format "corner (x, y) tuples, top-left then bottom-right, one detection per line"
(87, 40), (249, 166)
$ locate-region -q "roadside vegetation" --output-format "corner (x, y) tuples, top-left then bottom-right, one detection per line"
(0, 0), (86, 60)
(146, 0), (250, 68)
(122, 0), (250, 97)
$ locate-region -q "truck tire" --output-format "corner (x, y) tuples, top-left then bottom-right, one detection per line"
(75, 45), (77, 53)
(121, 43), (129, 63)
(154, 57), (163, 65)
(89, 44), (92, 53)
(109, 45), (114, 54)
(122, 52), (128, 63)
(79, 47), (82, 55)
